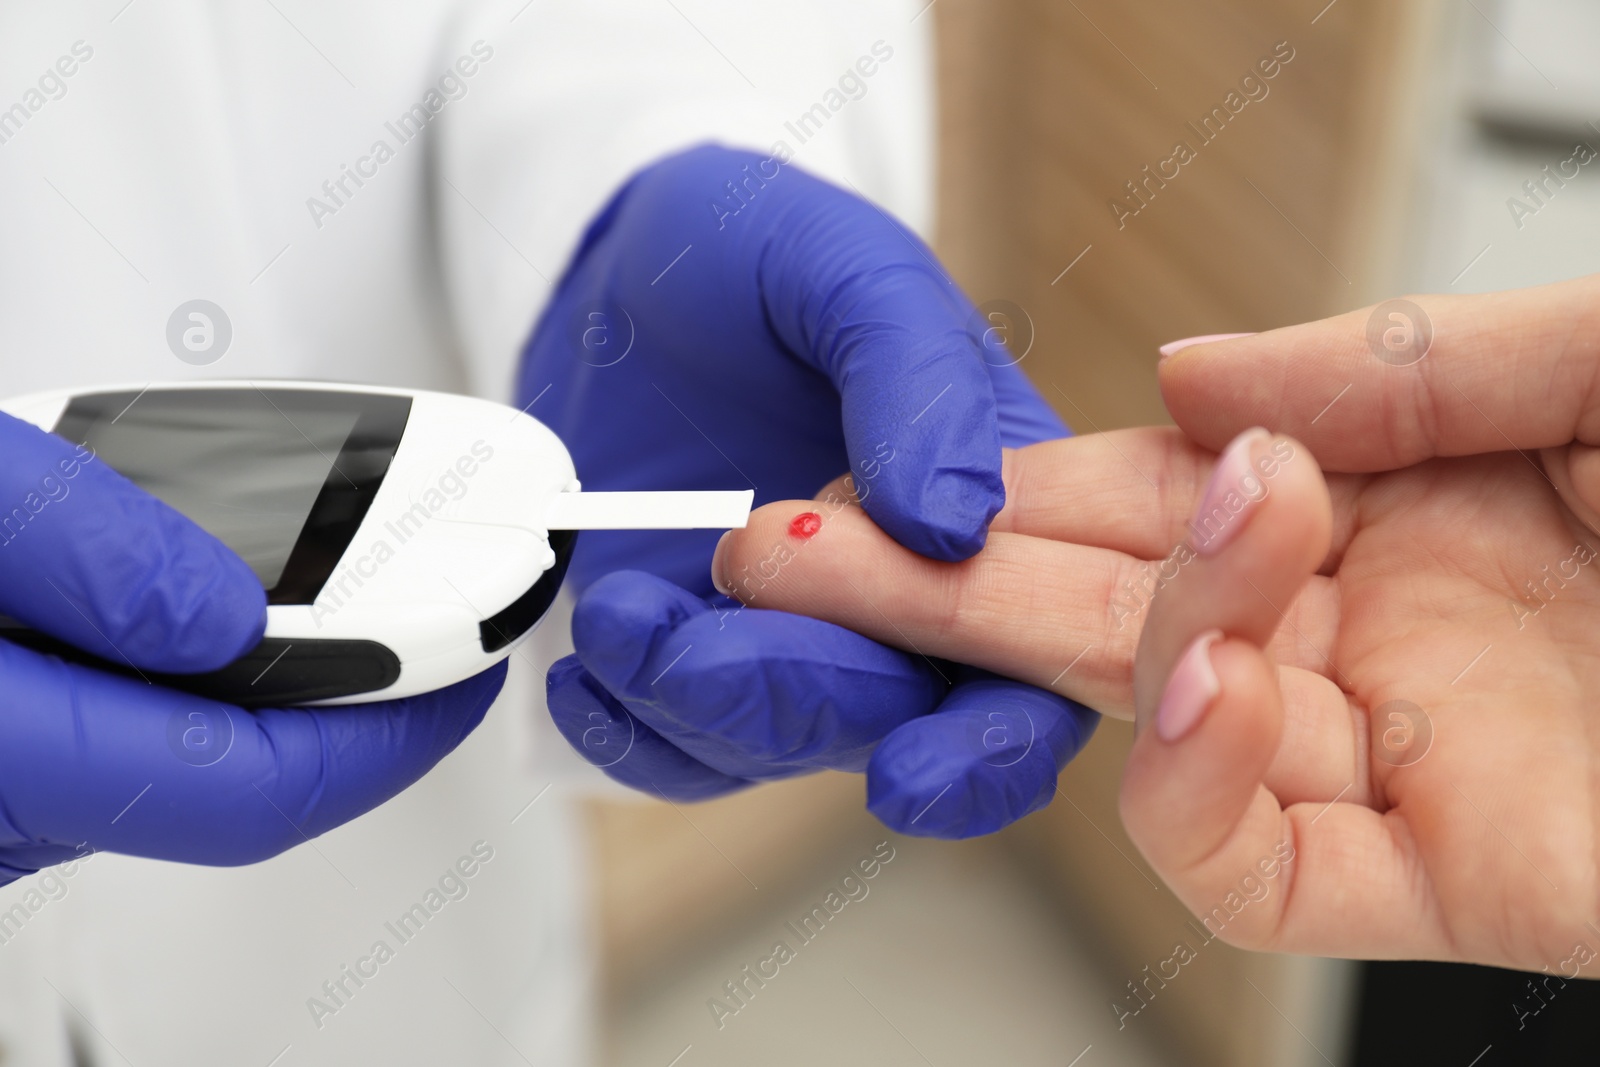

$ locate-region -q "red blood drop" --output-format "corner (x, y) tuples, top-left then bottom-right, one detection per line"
(788, 511), (823, 540)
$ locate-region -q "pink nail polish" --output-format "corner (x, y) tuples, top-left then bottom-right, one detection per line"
(1158, 332), (1256, 361)
(1189, 427), (1270, 557)
(1157, 630), (1222, 742)
(710, 531), (734, 596)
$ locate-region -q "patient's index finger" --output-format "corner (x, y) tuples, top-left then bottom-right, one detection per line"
(712, 492), (1147, 718)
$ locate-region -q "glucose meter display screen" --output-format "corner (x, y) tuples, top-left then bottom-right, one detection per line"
(55, 388), (411, 601)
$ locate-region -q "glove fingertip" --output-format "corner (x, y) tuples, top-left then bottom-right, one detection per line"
(866, 759), (1051, 840)
(570, 571), (707, 690)
(865, 684), (1098, 839)
(545, 655), (749, 801)
(545, 653), (587, 699)
(160, 542), (269, 671)
(866, 467), (1004, 563)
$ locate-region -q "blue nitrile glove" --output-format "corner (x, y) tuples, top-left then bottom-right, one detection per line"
(0, 412), (504, 884)
(527, 144), (1098, 838)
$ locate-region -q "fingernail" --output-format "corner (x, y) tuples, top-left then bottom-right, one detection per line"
(1189, 427), (1271, 557)
(1157, 630), (1222, 742)
(710, 531), (735, 596)
(1158, 332), (1256, 361)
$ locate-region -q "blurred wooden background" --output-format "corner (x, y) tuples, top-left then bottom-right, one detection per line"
(590, 2), (1443, 1065)
(936, 0), (1438, 430)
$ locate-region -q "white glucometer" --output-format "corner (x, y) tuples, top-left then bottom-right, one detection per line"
(0, 381), (752, 707)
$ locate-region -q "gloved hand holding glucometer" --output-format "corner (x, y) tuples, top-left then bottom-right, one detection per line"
(0, 380), (749, 885)
(0, 408), (503, 884)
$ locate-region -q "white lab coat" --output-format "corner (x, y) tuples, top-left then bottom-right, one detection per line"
(0, 1), (931, 1063)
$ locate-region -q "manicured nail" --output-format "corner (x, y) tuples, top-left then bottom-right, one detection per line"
(1158, 332), (1256, 361)
(1158, 630), (1222, 742)
(710, 531), (735, 596)
(1189, 427), (1270, 557)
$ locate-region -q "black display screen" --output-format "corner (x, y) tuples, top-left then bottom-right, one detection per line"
(55, 388), (411, 604)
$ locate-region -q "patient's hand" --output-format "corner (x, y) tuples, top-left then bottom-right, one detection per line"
(715, 426), (1600, 972)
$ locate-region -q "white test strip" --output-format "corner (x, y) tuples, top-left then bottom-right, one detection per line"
(543, 490), (754, 530)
